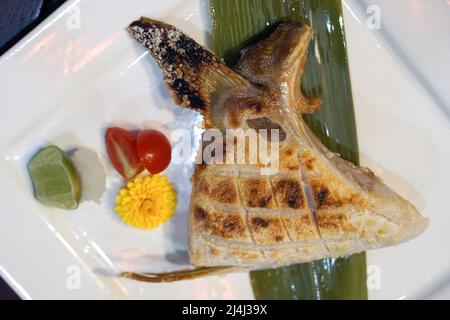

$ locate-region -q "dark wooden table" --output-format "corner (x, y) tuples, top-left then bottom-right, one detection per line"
(0, 0), (67, 300)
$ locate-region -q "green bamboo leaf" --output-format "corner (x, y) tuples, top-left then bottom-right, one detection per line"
(210, 0), (368, 299)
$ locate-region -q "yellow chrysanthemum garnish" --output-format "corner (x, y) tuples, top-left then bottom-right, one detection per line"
(115, 175), (177, 230)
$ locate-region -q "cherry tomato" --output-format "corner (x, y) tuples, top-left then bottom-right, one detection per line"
(105, 127), (144, 180)
(136, 129), (172, 174)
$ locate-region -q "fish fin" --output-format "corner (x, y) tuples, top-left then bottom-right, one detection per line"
(235, 21), (321, 114)
(119, 266), (238, 283)
(128, 17), (254, 125)
(197, 64), (256, 127)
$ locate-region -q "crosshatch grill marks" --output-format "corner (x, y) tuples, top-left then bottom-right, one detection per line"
(239, 178), (276, 209)
(249, 214), (289, 244)
(234, 166), (266, 258)
(192, 205), (252, 242)
(272, 176), (305, 209)
(201, 234), (352, 251)
(272, 111), (330, 252)
(197, 175), (240, 206)
(298, 158), (331, 254)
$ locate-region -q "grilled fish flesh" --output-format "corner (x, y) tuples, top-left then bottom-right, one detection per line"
(128, 18), (428, 269)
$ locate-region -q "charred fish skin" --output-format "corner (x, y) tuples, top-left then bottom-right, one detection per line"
(128, 18), (429, 269)
(129, 18), (217, 111)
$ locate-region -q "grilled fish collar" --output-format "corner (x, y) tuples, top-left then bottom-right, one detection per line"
(128, 18), (429, 269)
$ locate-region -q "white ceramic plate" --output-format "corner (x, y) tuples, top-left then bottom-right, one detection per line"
(0, 0), (448, 299)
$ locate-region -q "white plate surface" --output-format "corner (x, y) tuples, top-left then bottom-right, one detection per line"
(0, 0), (448, 299)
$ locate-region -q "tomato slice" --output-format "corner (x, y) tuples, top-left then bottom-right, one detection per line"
(136, 129), (172, 174)
(105, 127), (144, 180)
